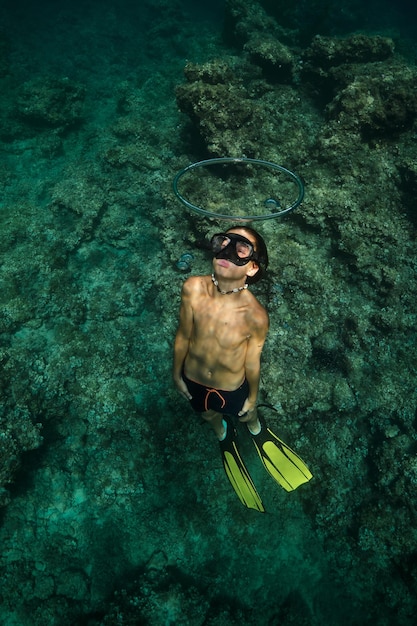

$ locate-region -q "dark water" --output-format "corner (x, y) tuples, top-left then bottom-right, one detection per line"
(0, 1), (416, 625)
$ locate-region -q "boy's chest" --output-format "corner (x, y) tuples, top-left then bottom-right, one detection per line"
(193, 306), (250, 348)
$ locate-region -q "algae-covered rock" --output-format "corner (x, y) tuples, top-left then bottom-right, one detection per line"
(102, 571), (211, 625)
(175, 56), (318, 160)
(224, 0), (284, 47)
(16, 77), (86, 129)
(175, 58), (258, 156)
(0, 407), (43, 505)
(300, 34), (396, 106)
(303, 33), (395, 68)
(244, 35), (295, 82)
(326, 63), (417, 137)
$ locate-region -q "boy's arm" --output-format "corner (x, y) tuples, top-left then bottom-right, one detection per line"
(173, 279), (194, 398)
(238, 307), (269, 419)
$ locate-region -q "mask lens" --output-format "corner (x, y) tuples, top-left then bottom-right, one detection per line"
(211, 234), (230, 254)
(235, 240), (253, 259)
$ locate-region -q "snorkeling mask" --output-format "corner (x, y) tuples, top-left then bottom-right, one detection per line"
(211, 233), (258, 266)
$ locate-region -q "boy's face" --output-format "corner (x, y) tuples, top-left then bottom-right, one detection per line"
(212, 228), (259, 279)
(211, 232), (255, 266)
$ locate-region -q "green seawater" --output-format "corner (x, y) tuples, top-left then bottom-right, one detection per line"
(0, 1), (416, 624)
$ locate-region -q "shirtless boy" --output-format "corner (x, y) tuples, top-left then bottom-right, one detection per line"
(173, 226), (312, 510)
(173, 226), (269, 439)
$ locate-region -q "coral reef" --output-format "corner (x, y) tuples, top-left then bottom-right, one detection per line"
(0, 0), (417, 624)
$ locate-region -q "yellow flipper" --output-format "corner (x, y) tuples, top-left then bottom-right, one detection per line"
(219, 421), (265, 512)
(251, 419), (313, 492)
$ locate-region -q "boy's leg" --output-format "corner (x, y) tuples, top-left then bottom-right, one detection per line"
(201, 409), (225, 439)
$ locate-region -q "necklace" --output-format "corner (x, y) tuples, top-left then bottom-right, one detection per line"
(211, 273), (248, 295)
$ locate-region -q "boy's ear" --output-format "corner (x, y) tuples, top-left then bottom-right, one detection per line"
(246, 261), (259, 278)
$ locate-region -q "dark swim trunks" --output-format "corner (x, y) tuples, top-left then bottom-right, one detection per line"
(182, 371), (249, 415)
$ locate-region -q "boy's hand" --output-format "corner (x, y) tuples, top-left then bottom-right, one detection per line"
(174, 377), (192, 401)
(238, 398), (257, 421)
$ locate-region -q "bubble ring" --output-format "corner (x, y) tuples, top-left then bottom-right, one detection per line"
(173, 157), (304, 221)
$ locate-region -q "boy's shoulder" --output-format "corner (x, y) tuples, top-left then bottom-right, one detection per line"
(247, 291), (269, 329)
(182, 274), (210, 296)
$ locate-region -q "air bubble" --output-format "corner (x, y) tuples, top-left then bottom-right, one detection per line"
(264, 198), (281, 209)
(176, 253), (194, 272)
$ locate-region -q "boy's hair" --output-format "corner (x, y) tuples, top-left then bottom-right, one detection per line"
(227, 226), (269, 284)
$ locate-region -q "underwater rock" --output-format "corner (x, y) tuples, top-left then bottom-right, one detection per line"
(0, 407), (43, 506)
(175, 56), (316, 159)
(182, 59), (236, 85)
(300, 34), (396, 106)
(303, 33), (395, 68)
(297, 34), (417, 140)
(332, 379), (357, 411)
(398, 157), (417, 227)
(16, 77), (86, 129)
(175, 60), (258, 155)
(56, 568), (90, 602)
(99, 568), (211, 625)
(325, 63), (417, 137)
(176, 60), (256, 131)
(224, 0), (283, 47)
(244, 35), (295, 83)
